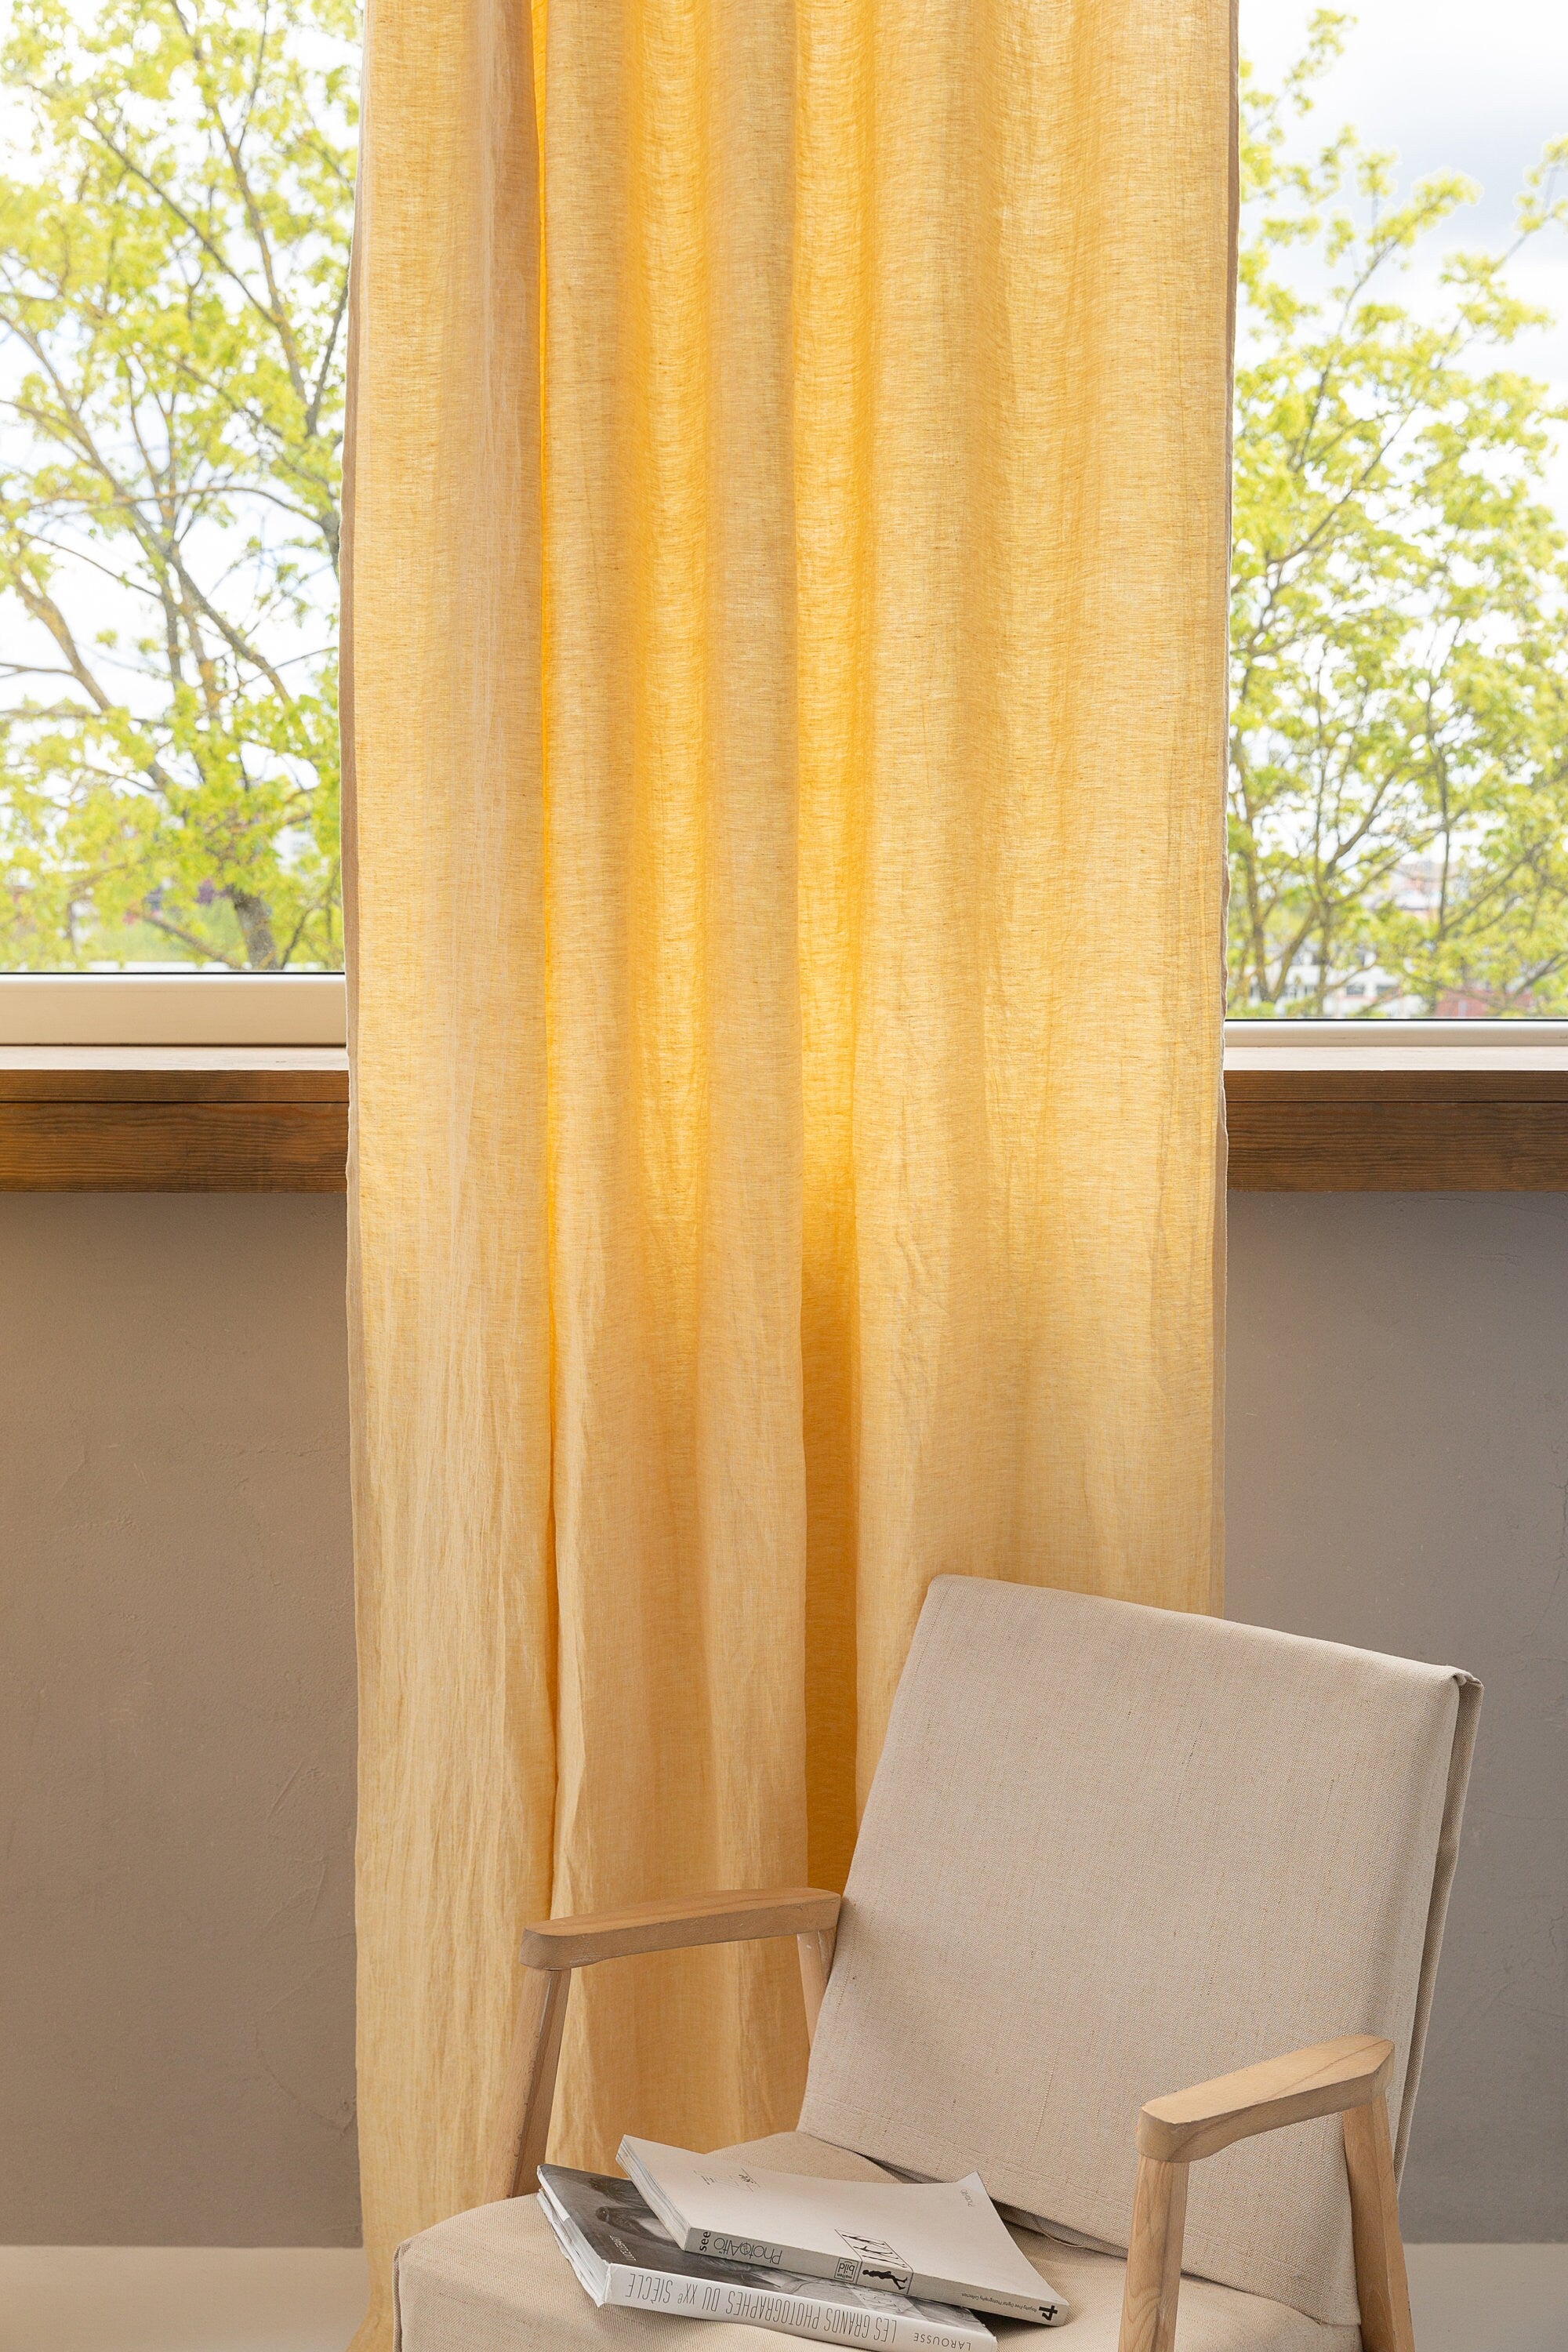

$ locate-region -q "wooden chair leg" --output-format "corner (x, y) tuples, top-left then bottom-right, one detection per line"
(483, 1965), (572, 2201)
(797, 1924), (837, 2045)
(1344, 2096), (1417, 2352)
(1117, 2154), (1189, 2352)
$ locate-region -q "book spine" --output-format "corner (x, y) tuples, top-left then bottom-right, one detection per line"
(683, 2236), (1060, 2325)
(691, 2230), (922, 2298)
(691, 2228), (803, 2271)
(911, 2276), (1063, 2327)
(602, 2263), (990, 2351)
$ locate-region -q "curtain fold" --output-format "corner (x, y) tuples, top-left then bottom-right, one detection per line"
(345, 0), (1234, 2342)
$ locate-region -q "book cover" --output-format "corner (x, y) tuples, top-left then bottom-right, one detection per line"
(618, 2137), (1065, 2327)
(539, 2165), (998, 2352)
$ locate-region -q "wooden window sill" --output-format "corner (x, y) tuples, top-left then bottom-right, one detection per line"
(1225, 1069), (1568, 1190)
(0, 1050), (349, 1192)
(3, 1046), (1566, 1192)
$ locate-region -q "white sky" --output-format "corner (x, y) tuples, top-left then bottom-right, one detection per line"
(1241, 1), (1568, 505)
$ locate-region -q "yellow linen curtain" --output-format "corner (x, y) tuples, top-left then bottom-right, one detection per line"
(344, 0), (1234, 2342)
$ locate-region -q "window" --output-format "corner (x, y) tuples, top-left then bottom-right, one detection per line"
(1234, 0), (1568, 1017)
(5, 2), (1566, 1044)
(0, 0), (355, 982)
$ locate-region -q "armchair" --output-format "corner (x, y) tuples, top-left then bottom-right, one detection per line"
(396, 1579), (1479, 2352)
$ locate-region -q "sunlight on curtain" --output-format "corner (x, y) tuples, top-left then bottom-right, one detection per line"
(345, 0), (1233, 2342)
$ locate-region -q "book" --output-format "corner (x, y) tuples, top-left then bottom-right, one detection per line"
(618, 2137), (1065, 2328)
(538, 2165), (998, 2352)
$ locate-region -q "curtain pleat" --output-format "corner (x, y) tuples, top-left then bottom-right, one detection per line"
(345, 0), (1233, 2342)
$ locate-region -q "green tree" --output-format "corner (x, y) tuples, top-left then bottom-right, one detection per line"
(1232, 12), (1568, 1015)
(0, 0), (355, 970)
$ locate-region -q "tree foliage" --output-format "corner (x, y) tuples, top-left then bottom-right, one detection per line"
(0, 0), (354, 969)
(1232, 12), (1568, 1014)
(3, 3), (1567, 1003)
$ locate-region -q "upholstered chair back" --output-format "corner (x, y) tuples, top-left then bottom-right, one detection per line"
(799, 1578), (1479, 2328)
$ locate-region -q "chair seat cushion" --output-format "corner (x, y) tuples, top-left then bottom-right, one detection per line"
(393, 2135), (1359, 2352)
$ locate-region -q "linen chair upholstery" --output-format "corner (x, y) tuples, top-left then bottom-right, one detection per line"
(800, 1581), (1478, 2325)
(394, 1580), (1479, 2352)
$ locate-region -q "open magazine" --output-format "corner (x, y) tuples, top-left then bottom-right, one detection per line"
(619, 2138), (1065, 2327)
(539, 2165), (997, 2352)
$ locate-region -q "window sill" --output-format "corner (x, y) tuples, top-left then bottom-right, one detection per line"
(0, 1049), (349, 1192)
(1225, 1068), (1568, 1190)
(2, 1031), (1567, 1192)
(1225, 1025), (1568, 1190)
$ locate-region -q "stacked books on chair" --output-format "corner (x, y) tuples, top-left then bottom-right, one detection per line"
(538, 2136), (1066, 2349)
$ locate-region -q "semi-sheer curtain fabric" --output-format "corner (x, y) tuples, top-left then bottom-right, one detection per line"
(343, 0), (1235, 2342)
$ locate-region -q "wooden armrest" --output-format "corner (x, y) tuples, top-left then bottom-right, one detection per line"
(520, 1886), (840, 1972)
(1120, 2034), (1411, 2352)
(1137, 2033), (1395, 2165)
(488, 1887), (842, 2204)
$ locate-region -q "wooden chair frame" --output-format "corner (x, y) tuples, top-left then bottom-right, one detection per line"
(483, 1889), (841, 2207)
(485, 1887), (1414, 2352)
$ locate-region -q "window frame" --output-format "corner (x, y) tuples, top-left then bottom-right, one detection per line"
(0, 973), (347, 1048)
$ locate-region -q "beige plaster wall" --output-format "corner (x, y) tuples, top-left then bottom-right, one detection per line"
(2, 1189), (1563, 2243)
(0, 1196), (358, 2245)
(1227, 1193), (1568, 2243)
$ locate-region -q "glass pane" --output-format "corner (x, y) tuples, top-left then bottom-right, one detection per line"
(9, 2), (1563, 1011)
(1233, 1), (1568, 1015)
(0, 0), (355, 971)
